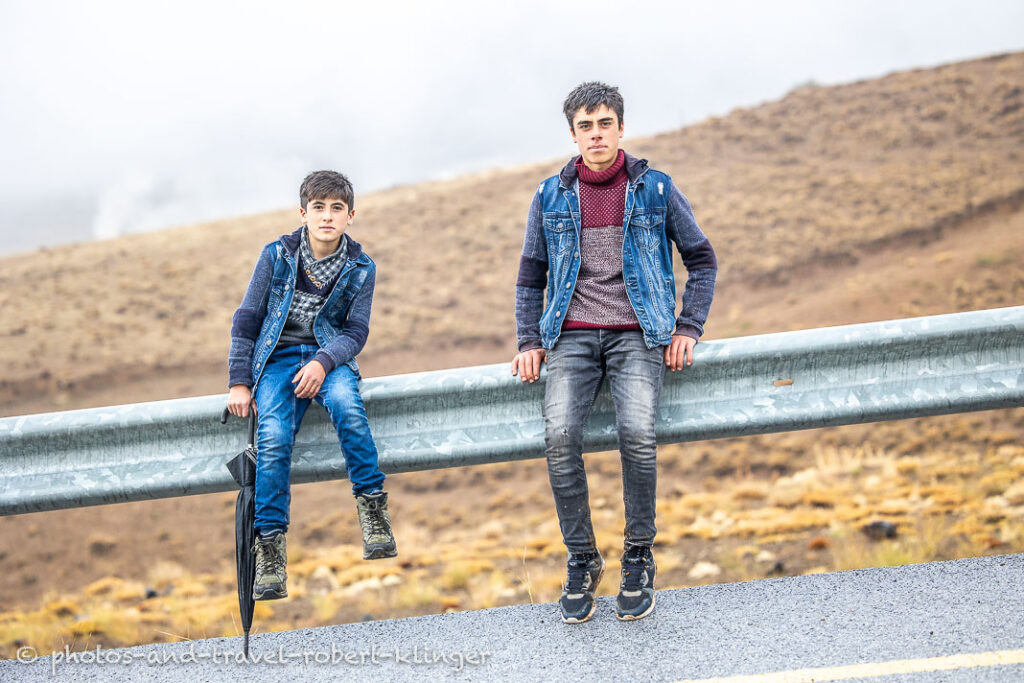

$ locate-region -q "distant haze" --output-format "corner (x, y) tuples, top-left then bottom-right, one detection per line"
(1, 0), (1022, 255)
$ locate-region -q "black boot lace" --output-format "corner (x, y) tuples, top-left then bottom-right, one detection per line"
(621, 547), (650, 592)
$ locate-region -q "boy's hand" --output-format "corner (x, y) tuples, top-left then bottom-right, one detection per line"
(664, 334), (696, 371)
(511, 348), (546, 383)
(292, 360), (326, 398)
(227, 385), (254, 418)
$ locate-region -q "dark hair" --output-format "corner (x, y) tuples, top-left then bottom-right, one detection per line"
(299, 170), (354, 210)
(563, 81), (624, 131)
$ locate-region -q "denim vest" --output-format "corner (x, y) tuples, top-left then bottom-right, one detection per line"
(537, 165), (678, 349)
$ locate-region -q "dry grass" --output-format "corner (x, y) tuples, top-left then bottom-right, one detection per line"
(2, 413), (1021, 659)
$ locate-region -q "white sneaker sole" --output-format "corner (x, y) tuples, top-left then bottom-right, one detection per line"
(615, 592), (655, 621)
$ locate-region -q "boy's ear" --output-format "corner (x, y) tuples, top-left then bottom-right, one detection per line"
(347, 209), (355, 224)
(298, 206), (308, 224)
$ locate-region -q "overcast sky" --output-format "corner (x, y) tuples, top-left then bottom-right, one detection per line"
(1, 0), (1022, 254)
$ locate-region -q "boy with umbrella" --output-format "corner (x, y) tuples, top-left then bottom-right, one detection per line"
(227, 170), (397, 600)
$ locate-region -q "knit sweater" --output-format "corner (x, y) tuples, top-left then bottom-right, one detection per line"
(563, 150), (642, 331)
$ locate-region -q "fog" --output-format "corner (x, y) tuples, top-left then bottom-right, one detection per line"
(1, 0), (1022, 254)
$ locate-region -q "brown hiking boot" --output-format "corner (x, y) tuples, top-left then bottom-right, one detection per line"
(355, 491), (397, 560)
(253, 531), (288, 600)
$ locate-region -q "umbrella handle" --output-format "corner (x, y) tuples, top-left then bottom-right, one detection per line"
(221, 407), (258, 450)
(247, 411), (256, 449)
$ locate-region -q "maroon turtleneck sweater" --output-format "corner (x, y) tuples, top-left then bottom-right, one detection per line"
(563, 150), (642, 331)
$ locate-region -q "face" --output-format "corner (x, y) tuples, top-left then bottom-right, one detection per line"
(299, 196), (354, 250)
(570, 103), (623, 172)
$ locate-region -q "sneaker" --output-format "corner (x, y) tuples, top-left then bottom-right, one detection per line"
(253, 531), (287, 600)
(355, 491), (398, 560)
(616, 545), (656, 621)
(559, 551), (605, 624)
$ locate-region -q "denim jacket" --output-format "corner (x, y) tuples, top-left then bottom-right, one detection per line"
(515, 153), (717, 351)
(228, 227), (375, 389)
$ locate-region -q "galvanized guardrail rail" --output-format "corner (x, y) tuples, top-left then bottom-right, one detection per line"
(1, 306), (1022, 516)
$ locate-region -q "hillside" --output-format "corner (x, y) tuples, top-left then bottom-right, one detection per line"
(0, 52), (1022, 657)
(1, 52), (1023, 415)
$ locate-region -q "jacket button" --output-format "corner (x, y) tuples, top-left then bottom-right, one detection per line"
(555, 311), (561, 317)
(266, 340), (272, 346)
(574, 252), (580, 258)
(557, 222), (563, 228)
(565, 283), (571, 289)
(256, 362), (261, 368)
(276, 312), (281, 317)
(284, 284), (290, 291)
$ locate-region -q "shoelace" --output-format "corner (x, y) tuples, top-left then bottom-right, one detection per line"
(565, 560), (592, 593)
(255, 538), (285, 576)
(621, 555), (650, 592)
(361, 500), (388, 536)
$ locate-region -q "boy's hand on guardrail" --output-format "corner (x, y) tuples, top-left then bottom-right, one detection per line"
(292, 360), (326, 398)
(227, 385), (254, 418)
(511, 349), (546, 383)
(664, 335), (696, 372)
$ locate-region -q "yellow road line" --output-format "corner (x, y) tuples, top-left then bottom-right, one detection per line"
(676, 649), (1024, 683)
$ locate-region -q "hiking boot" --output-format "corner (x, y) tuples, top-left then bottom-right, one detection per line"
(616, 545), (656, 621)
(253, 531), (287, 600)
(559, 551), (605, 624)
(355, 491), (397, 560)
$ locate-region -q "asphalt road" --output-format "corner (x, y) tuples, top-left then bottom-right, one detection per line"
(4, 554), (1022, 682)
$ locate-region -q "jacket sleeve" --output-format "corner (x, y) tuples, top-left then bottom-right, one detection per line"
(514, 186), (548, 352)
(665, 180), (717, 340)
(228, 245), (274, 388)
(314, 265), (375, 373)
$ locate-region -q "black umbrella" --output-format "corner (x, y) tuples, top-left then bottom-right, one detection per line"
(220, 407), (257, 658)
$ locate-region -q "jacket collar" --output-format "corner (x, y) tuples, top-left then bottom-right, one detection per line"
(280, 226), (367, 263)
(558, 151), (649, 189)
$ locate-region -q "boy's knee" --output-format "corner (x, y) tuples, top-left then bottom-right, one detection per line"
(322, 387), (361, 420)
(322, 368), (360, 403)
(545, 420), (584, 454)
(258, 415), (294, 446)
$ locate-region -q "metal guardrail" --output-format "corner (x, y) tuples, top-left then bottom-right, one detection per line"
(1, 306), (1022, 516)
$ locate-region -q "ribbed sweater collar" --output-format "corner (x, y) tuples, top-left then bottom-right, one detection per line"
(574, 149), (626, 186)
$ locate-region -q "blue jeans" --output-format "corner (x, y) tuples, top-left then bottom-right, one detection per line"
(253, 344), (385, 536)
(543, 329), (665, 554)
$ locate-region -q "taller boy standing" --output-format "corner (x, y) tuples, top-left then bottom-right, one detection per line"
(512, 83), (717, 622)
(227, 170), (397, 601)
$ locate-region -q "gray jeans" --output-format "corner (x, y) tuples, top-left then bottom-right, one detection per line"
(543, 329), (665, 554)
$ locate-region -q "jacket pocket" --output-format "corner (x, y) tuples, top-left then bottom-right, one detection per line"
(630, 212), (665, 251)
(543, 216), (575, 256)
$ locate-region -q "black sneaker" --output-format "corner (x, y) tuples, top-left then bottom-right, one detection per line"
(616, 545), (656, 621)
(253, 531), (288, 600)
(559, 551), (605, 624)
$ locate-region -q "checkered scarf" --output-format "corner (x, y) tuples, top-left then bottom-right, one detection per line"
(285, 229), (349, 328)
(300, 228), (348, 290)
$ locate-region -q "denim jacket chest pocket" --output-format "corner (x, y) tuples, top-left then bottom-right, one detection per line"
(543, 215), (576, 256)
(629, 211), (666, 251)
